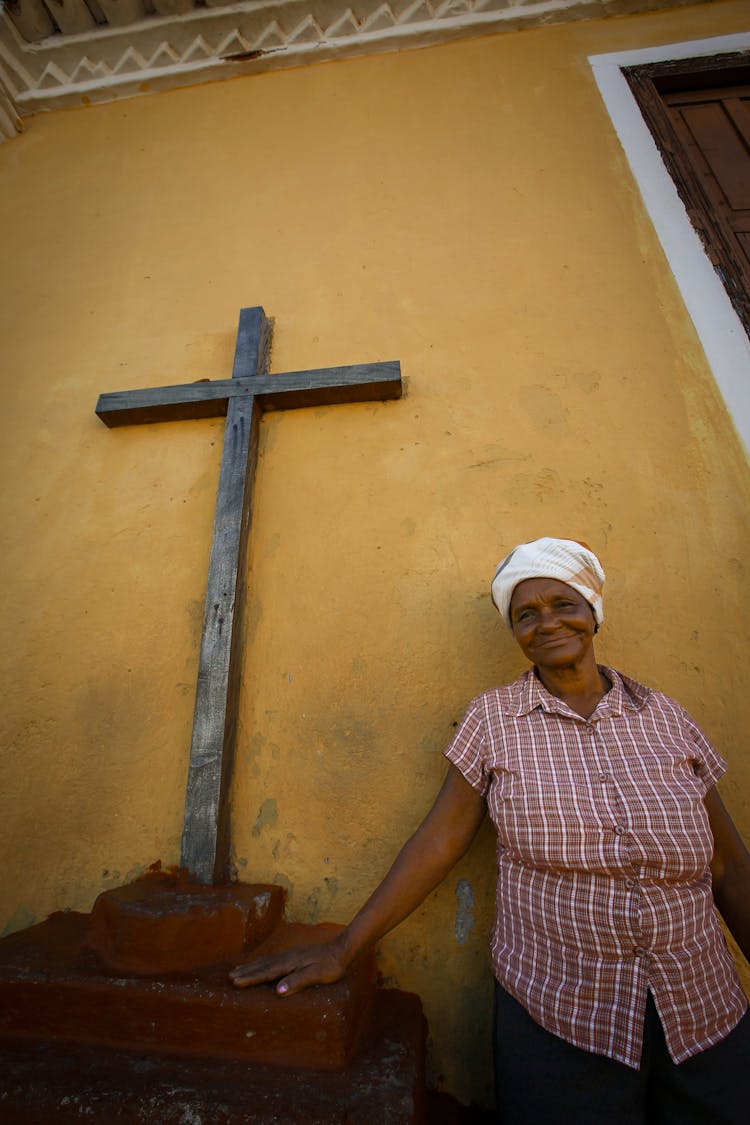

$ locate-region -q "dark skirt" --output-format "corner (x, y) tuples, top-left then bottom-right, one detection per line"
(492, 982), (750, 1124)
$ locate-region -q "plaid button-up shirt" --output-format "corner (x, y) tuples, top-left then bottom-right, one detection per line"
(445, 666), (747, 1068)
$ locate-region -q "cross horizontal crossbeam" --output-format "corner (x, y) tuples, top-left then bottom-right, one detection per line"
(96, 363), (402, 427)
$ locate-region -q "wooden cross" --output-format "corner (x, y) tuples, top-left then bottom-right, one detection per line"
(96, 307), (402, 884)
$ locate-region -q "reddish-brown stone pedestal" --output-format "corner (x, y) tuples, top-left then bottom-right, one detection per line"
(0, 869), (429, 1122)
(0, 990), (427, 1124)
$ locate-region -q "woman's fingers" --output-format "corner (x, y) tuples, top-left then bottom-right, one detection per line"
(229, 942), (346, 993)
(274, 959), (342, 996)
(229, 951), (300, 987)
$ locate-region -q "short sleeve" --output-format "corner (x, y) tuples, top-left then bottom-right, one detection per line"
(680, 706), (727, 790)
(444, 701), (490, 798)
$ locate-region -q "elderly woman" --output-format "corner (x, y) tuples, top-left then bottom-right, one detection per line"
(232, 537), (750, 1123)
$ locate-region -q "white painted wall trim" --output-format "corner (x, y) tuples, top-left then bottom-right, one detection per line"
(589, 33), (750, 461)
(0, 0), (695, 131)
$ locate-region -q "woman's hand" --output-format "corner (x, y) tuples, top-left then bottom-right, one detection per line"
(230, 935), (350, 996)
(230, 764), (486, 998)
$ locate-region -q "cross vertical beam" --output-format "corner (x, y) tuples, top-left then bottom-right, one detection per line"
(181, 308), (270, 882)
(96, 306), (402, 885)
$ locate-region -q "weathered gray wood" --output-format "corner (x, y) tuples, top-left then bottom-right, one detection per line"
(96, 306), (403, 884)
(96, 363), (402, 427)
(181, 392), (262, 882)
(231, 303), (272, 381)
(180, 306), (269, 884)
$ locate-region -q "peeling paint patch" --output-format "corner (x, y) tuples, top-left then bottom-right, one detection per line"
(252, 797), (278, 837)
(454, 879), (474, 946)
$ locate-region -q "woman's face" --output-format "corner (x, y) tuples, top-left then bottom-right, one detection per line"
(510, 578), (597, 671)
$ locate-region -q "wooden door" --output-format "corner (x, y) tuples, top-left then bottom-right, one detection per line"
(626, 56), (750, 337)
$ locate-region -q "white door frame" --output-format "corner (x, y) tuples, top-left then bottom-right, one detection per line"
(589, 33), (750, 459)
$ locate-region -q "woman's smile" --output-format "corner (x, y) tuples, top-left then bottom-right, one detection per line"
(510, 577), (597, 672)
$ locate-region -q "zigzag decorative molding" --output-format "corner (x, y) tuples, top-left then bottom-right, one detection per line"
(0, 0), (695, 140)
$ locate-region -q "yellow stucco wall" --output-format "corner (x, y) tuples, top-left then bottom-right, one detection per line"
(1, 1), (749, 1106)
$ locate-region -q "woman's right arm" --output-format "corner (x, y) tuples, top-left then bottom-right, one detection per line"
(230, 763), (486, 995)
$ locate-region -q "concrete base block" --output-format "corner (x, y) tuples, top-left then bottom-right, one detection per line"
(0, 990), (427, 1123)
(0, 909), (375, 1070)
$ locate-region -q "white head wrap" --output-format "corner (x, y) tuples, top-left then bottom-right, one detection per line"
(491, 537), (605, 629)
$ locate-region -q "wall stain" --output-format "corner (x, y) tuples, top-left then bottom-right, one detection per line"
(188, 469), (215, 496)
(306, 876), (340, 924)
(306, 888), (322, 923)
(506, 467), (563, 507)
(244, 597), (264, 646)
(186, 598), (204, 647)
(572, 370), (601, 394)
(728, 557), (744, 581)
(520, 385), (569, 438)
(1, 904), (36, 939)
(465, 444), (532, 471)
(550, 368), (601, 395)
(101, 862), (149, 890)
(454, 879), (475, 946)
(324, 876), (339, 898)
(244, 731), (267, 766)
(264, 532), (281, 559)
(310, 714), (377, 771)
(273, 872), (293, 897)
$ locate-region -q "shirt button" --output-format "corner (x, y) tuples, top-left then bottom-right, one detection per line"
(599, 772), (610, 783)
(633, 946), (649, 957)
(614, 825), (625, 835)
(625, 878), (638, 889)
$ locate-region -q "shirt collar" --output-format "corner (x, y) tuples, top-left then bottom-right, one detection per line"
(509, 665), (650, 720)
